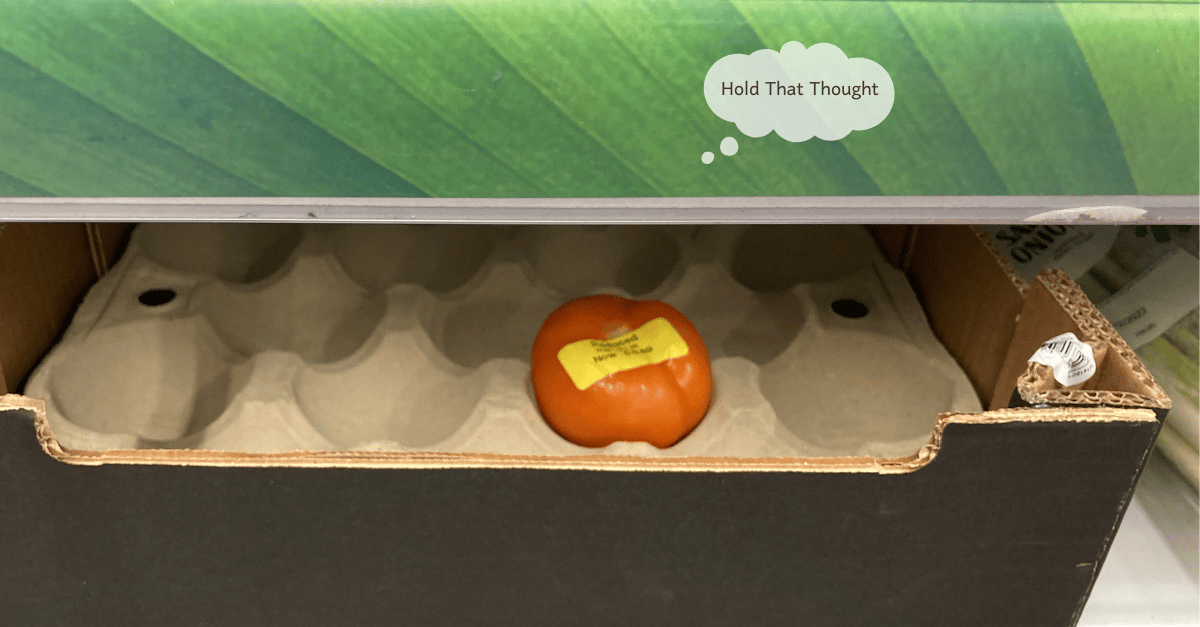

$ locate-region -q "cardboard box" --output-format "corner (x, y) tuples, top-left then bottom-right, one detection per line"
(0, 222), (1173, 626)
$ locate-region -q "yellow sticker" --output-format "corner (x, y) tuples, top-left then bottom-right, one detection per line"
(556, 317), (690, 390)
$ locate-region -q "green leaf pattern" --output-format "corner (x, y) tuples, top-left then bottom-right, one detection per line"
(0, 0), (1193, 197)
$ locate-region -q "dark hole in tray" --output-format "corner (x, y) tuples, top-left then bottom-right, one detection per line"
(831, 298), (869, 319)
(138, 288), (177, 307)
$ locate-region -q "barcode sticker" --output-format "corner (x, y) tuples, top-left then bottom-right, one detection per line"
(1028, 332), (1097, 387)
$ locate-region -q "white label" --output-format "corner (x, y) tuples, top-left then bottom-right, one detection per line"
(1099, 248), (1200, 350)
(1029, 332), (1097, 387)
(1023, 206), (1147, 223)
(983, 225), (1120, 281)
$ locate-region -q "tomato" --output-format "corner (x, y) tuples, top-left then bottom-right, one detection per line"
(530, 294), (713, 448)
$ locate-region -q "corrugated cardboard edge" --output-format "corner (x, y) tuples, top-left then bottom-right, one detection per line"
(1, 393), (1157, 473)
(1015, 269), (1172, 410)
(968, 225), (1030, 295)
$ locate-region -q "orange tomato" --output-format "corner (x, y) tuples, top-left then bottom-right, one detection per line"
(530, 294), (713, 448)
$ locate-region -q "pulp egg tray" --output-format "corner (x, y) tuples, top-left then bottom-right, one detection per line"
(26, 224), (981, 459)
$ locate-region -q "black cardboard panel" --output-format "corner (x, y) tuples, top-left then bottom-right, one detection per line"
(0, 409), (1155, 627)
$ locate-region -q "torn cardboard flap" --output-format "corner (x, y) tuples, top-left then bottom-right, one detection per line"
(993, 269), (1171, 413)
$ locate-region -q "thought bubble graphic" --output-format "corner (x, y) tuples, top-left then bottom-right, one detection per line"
(704, 42), (894, 142)
(701, 137), (740, 165)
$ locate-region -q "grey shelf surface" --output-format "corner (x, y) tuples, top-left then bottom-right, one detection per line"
(0, 195), (1195, 223)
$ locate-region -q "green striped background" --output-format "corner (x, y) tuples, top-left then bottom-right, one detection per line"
(0, 0), (1195, 197)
